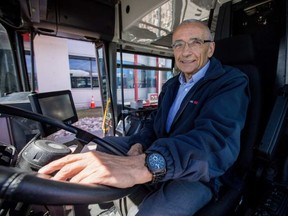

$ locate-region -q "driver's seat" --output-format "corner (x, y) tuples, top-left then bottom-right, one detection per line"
(195, 34), (262, 215)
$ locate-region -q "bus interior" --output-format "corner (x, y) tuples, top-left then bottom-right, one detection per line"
(0, 0), (288, 215)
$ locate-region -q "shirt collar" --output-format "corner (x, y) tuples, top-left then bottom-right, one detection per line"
(179, 60), (210, 84)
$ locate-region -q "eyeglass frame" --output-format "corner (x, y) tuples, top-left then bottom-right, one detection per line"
(171, 38), (213, 51)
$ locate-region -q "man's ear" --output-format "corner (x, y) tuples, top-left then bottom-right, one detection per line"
(208, 42), (215, 58)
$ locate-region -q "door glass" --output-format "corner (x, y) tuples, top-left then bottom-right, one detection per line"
(96, 45), (114, 135)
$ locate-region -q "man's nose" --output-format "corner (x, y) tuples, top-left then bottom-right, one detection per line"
(181, 43), (193, 55)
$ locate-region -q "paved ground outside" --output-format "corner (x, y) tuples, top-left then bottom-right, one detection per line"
(77, 107), (103, 119)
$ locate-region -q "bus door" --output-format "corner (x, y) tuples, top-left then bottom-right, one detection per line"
(95, 42), (115, 136)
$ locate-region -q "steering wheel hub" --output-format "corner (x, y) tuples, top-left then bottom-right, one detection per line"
(17, 139), (72, 171)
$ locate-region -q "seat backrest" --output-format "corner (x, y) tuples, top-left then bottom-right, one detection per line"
(214, 34), (262, 184)
(195, 34), (263, 216)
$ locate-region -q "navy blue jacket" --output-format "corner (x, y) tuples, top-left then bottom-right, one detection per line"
(128, 57), (249, 185)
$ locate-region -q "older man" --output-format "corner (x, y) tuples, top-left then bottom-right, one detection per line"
(39, 19), (249, 215)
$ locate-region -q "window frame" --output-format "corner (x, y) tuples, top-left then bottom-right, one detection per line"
(69, 55), (99, 89)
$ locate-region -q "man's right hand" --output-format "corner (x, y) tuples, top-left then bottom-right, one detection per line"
(38, 150), (152, 188)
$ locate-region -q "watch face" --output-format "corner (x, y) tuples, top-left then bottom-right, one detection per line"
(147, 153), (166, 172)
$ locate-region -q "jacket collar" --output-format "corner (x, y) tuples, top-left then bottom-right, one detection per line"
(165, 57), (226, 88)
(203, 57), (226, 80)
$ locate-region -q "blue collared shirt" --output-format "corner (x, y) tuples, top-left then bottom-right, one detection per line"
(166, 61), (210, 132)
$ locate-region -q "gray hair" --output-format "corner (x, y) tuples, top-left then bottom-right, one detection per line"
(176, 19), (213, 41)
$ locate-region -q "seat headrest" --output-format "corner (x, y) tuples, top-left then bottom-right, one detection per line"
(214, 34), (255, 65)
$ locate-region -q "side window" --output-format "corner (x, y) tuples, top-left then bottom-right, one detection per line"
(69, 55), (99, 89)
(116, 52), (173, 104)
(0, 24), (20, 97)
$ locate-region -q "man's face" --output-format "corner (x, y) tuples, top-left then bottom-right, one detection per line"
(172, 22), (215, 80)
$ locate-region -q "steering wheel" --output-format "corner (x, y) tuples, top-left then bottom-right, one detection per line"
(0, 104), (138, 205)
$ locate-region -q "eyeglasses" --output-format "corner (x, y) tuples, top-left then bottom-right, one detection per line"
(171, 38), (213, 51)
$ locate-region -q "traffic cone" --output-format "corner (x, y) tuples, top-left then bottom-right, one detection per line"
(90, 96), (96, 109)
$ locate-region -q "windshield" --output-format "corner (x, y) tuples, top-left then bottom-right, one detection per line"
(121, 0), (220, 47)
(0, 23), (20, 97)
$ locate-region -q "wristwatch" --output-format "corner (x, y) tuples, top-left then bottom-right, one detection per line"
(145, 152), (167, 184)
